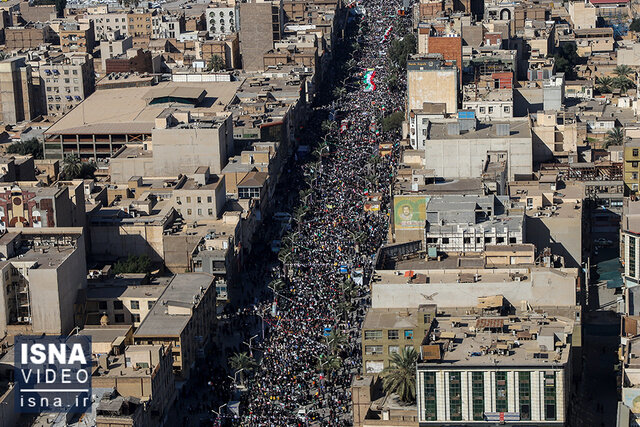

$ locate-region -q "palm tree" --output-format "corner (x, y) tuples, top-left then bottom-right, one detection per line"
(268, 278), (286, 293)
(613, 64), (633, 79)
(604, 127), (625, 147)
(228, 352), (257, 384)
(381, 347), (419, 403)
(316, 354), (342, 372)
(207, 54), (225, 72)
(62, 154), (82, 179)
(332, 86), (346, 99)
(596, 76), (613, 93)
(613, 75), (634, 93)
(326, 329), (347, 355)
(321, 120), (337, 133)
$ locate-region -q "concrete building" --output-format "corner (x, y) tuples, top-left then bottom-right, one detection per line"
(361, 305), (436, 373)
(568, 1), (597, 29)
(5, 23), (58, 50)
(416, 313), (574, 425)
(238, 0), (283, 71)
(85, 275), (169, 327)
(100, 33), (133, 71)
(92, 344), (176, 422)
(39, 53), (95, 118)
(172, 167), (226, 221)
(624, 139), (640, 195)
(89, 13), (130, 40)
(133, 273), (216, 378)
(0, 229), (86, 337)
(423, 195), (524, 253)
(206, 3), (238, 36)
(200, 34), (240, 69)
(424, 119), (533, 181)
(60, 21), (96, 54)
(0, 180), (85, 230)
(43, 80), (241, 161)
(0, 57), (41, 125)
(407, 55), (458, 115)
(153, 14), (185, 39)
(371, 244), (579, 311)
(622, 198), (640, 288)
(127, 9), (156, 38)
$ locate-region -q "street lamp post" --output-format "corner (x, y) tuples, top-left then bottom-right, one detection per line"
(243, 334), (258, 357)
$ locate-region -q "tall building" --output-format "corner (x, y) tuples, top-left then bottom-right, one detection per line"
(238, 0), (283, 71)
(407, 54), (458, 115)
(624, 138), (640, 195)
(60, 21), (96, 54)
(0, 57), (41, 124)
(206, 3), (238, 36)
(39, 53), (95, 118)
(416, 314), (574, 425)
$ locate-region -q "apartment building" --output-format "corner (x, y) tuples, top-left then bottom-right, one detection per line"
(238, 0), (284, 71)
(361, 305), (436, 373)
(60, 21), (96, 54)
(416, 314), (573, 425)
(206, 3), (238, 36)
(407, 54), (458, 115)
(624, 139), (640, 195)
(89, 12), (130, 40)
(0, 57), (41, 124)
(153, 14), (185, 39)
(39, 54), (95, 118)
(133, 273), (216, 378)
(0, 229), (86, 337)
(128, 9), (156, 38)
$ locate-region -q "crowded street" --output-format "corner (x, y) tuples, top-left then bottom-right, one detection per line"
(237, 0), (409, 424)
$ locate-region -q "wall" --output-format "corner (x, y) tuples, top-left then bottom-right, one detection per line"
(408, 68), (458, 114)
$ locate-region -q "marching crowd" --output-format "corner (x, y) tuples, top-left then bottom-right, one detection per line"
(235, 0), (410, 424)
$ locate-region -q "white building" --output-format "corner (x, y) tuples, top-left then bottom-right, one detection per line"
(206, 4), (238, 36)
(416, 314), (573, 425)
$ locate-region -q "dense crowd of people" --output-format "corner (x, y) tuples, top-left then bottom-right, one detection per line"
(234, 0), (410, 424)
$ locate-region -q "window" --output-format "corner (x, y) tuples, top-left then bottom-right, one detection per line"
(495, 371), (508, 412)
(634, 149), (639, 157)
(197, 197), (202, 203)
(388, 345), (399, 354)
(208, 208), (213, 216)
(113, 301), (124, 310)
(98, 301), (107, 310)
(479, 107), (485, 113)
(442, 237), (450, 244)
(207, 196), (212, 203)
(519, 372), (531, 420)
(472, 372), (484, 420)
(633, 161), (638, 168)
(449, 372), (462, 420)
(488, 106), (494, 113)
(423, 372), (437, 421)
(496, 237), (505, 243)
(148, 301), (155, 309)
(633, 173), (638, 180)
(364, 330), (382, 340)
(187, 209), (192, 215)
(132, 314), (141, 323)
(544, 372), (556, 420)
(404, 330), (414, 339)
(485, 237), (492, 243)
(186, 197), (191, 203)
(630, 237), (637, 278)
(364, 345), (383, 355)
(114, 313), (125, 323)
(130, 300), (139, 310)
(197, 209), (202, 215)
(176, 197), (180, 203)
(388, 330), (399, 340)
(405, 345), (414, 351)
(504, 106), (510, 113)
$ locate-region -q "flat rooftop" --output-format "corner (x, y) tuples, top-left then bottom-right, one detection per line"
(418, 314), (573, 367)
(45, 80), (242, 136)
(134, 273), (213, 337)
(428, 119), (531, 140)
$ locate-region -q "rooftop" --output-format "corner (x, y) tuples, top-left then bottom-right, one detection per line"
(134, 273), (214, 337)
(418, 314), (573, 367)
(45, 80), (242, 136)
(428, 119), (531, 140)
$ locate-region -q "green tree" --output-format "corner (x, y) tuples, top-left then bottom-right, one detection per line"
(596, 76), (614, 93)
(316, 354), (342, 372)
(61, 154), (82, 179)
(604, 127), (625, 147)
(321, 120), (337, 133)
(6, 138), (43, 159)
(207, 55), (225, 72)
(382, 111), (405, 132)
(228, 352), (257, 384)
(326, 329), (347, 355)
(552, 43), (579, 80)
(112, 254), (153, 274)
(55, 0), (66, 17)
(381, 347), (419, 403)
(388, 32), (416, 70)
(613, 75), (634, 93)
(614, 64), (633, 79)
(332, 86), (346, 99)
